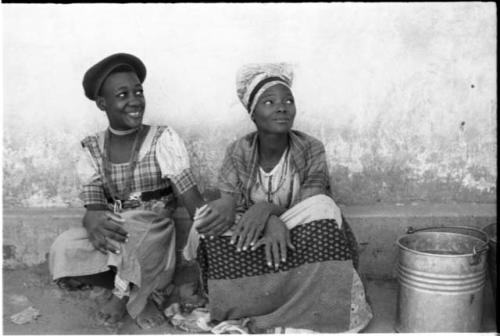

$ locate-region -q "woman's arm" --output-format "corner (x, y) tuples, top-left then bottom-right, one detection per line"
(294, 137), (330, 204)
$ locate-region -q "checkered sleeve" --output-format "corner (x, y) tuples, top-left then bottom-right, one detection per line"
(76, 145), (107, 206)
(169, 168), (197, 195)
(156, 126), (197, 195)
(295, 137), (330, 204)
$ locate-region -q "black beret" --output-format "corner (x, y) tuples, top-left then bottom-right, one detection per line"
(82, 53), (147, 101)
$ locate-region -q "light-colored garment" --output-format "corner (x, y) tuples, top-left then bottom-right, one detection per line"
(49, 208), (176, 318)
(250, 147), (300, 207)
(236, 63), (294, 114)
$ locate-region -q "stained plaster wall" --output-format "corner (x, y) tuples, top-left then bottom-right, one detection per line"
(2, 3), (496, 208)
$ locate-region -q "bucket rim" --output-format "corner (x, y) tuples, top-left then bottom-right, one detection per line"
(396, 231), (489, 258)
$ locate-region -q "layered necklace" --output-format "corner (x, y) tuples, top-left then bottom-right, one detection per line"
(258, 147), (290, 203)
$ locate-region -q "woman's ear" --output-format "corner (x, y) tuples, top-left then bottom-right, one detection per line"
(96, 96), (106, 111)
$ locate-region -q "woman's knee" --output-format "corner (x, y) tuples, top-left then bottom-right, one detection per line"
(50, 227), (88, 254)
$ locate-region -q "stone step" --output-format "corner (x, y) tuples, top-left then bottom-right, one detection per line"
(2, 203), (496, 279)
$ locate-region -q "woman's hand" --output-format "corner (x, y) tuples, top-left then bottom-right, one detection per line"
(252, 215), (295, 269)
(195, 195), (235, 238)
(229, 202), (275, 252)
(82, 209), (128, 255)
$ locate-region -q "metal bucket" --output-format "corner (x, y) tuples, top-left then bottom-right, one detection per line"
(482, 223), (497, 302)
(395, 226), (489, 333)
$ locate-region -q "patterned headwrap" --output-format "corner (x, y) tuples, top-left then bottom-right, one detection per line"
(236, 63), (294, 116)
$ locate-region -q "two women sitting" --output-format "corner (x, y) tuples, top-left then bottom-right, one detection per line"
(49, 53), (372, 333)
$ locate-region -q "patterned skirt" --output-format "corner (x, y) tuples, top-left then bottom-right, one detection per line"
(196, 195), (373, 333)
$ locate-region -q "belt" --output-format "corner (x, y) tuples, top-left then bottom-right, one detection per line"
(107, 186), (173, 211)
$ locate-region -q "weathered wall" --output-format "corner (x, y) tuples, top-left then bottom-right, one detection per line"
(2, 3), (496, 207)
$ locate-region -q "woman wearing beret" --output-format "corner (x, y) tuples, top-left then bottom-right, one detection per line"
(188, 63), (373, 333)
(49, 53), (219, 328)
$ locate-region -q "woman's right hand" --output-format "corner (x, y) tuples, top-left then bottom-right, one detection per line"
(82, 210), (128, 255)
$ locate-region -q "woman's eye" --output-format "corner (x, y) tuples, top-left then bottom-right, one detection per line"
(135, 90), (144, 96)
(117, 92), (127, 98)
(285, 98), (294, 104)
(263, 100), (273, 105)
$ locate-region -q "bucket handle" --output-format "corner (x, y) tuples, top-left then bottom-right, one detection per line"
(406, 226), (489, 265)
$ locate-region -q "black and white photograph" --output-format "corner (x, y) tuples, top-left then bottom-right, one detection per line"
(1, 2), (497, 334)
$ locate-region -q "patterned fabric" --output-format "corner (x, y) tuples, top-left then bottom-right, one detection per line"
(236, 63), (293, 114)
(78, 125), (196, 206)
(218, 130), (330, 215)
(198, 219), (351, 280)
(194, 195), (370, 333)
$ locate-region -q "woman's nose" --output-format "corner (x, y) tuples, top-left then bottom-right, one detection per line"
(129, 96), (143, 106)
(276, 103), (287, 112)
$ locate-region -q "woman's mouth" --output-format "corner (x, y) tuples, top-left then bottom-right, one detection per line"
(127, 111), (142, 118)
(274, 118), (290, 123)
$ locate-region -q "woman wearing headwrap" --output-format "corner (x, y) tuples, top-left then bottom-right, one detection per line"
(190, 63), (373, 333)
(49, 53), (212, 328)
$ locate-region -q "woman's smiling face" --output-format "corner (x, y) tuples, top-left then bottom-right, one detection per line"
(252, 84), (296, 134)
(97, 71), (145, 130)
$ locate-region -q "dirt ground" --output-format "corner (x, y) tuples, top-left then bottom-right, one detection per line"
(2, 262), (497, 334)
(2, 262), (198, 335)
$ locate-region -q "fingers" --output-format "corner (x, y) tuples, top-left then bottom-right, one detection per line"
(279, 237), (287, 264)
(103, 239), (121, 255)
(104, 229), (129, 244)
(104, 213), (129, 239)
(211, 219), (232, 237)
(201, 216), (226, 239)
(90, 235), (120, 255)
(195, 211), (220, 233)
(230, 224), (241, 245)
(272, 241), (281, 270)
(236, 223), (251, 252)
(242, 225), (260, 251)
(264, 241), (273, 268)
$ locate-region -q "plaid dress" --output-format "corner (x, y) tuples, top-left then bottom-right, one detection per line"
(50, 125), (197, 318)
(79, 125), (196, 206)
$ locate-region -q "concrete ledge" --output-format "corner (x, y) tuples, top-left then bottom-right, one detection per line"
(2, 203), (496, 278)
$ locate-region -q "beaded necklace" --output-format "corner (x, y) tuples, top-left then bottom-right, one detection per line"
(258, 147), (290, 203)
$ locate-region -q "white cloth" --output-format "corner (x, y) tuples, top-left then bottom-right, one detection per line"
(236, 63), (294, 114)
(183, 194), (343, 261)
(75, 125), (191, 186)
(250, 148), (300, 208)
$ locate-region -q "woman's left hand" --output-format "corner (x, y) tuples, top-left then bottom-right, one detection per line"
(251, 215), (295, 269)
(230, 202), (275, 252)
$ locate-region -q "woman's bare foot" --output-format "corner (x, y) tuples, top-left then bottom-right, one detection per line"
(96, 294), (128, 326)
(135, 299), (165, 329)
